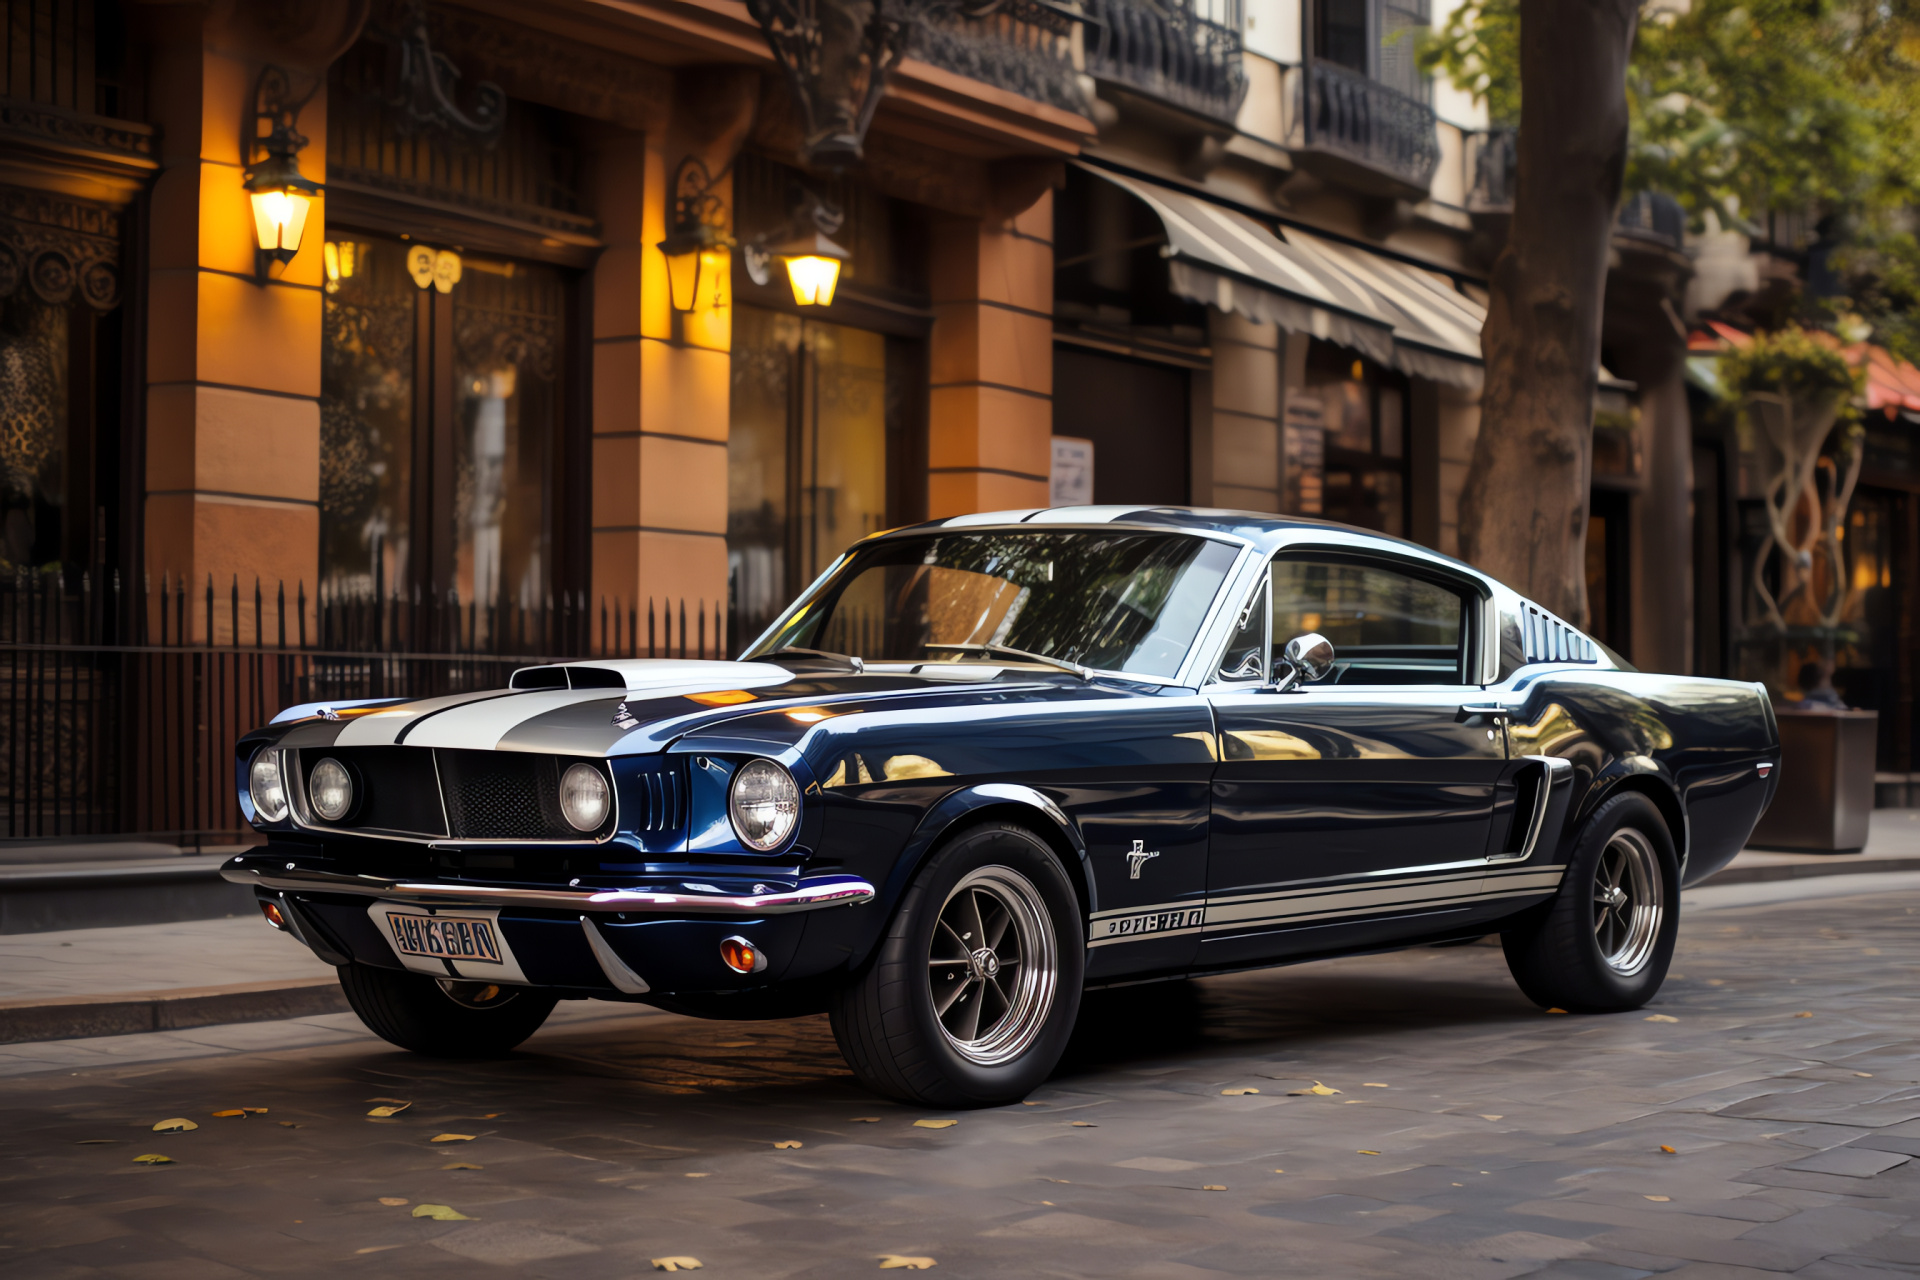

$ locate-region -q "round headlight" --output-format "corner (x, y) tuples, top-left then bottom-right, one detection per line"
(248, 750), (288, 823)
(309, 758), (354, 822)
(560, 763), (611, 832)
(729, 758), (799, 851)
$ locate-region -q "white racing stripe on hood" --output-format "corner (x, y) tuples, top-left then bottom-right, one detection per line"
(339, 660), (803, 750)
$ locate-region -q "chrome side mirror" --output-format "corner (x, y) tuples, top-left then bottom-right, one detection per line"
(1271, 632), (1335, 693)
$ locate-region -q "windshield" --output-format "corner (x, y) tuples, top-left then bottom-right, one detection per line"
(747, 530), (1241, 679)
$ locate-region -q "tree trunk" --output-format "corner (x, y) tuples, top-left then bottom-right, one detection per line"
(1457, 0), (1638, 627)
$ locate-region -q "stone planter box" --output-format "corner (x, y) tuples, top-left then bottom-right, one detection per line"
(1749, 709), (1877, 852)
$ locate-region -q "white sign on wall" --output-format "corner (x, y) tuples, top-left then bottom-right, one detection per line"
(1050, 436), (1094, 507)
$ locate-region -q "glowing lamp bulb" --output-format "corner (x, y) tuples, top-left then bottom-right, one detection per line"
(783, 254), (842, 307)
(719, 937), (760, 974)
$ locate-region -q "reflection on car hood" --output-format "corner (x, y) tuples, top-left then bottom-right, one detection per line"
(262, 658), (1118, 757)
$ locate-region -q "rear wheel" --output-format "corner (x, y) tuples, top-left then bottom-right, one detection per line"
(830, 822), (1084, 1107)
(338, 964), (558, 1057)
(1501, 791), (1680, 1012)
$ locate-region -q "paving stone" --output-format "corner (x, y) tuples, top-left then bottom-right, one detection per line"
(1781, 1149), (1913, 1178)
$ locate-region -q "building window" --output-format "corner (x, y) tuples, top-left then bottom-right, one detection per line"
(1298, 341), (1409, 538)
(320, 234), (567, 630)
(1312, 0), (1431, 99)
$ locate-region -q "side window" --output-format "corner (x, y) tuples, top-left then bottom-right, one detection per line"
(1271, 557), (1471, 686)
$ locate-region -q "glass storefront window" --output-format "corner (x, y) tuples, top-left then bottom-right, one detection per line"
(320, 235), (565, 634)
(1294, 343), (1411, 537)
(320, 238), (415, 597)
(729, 306), (891, 641)
(0, 296), (69, 572)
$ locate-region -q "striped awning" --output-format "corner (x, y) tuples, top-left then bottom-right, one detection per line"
(1078, 164), (1490, 390)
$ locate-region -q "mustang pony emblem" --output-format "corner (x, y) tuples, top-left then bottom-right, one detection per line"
(1125, 840), (1160, 880)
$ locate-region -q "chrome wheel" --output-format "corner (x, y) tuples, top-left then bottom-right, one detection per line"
(1593, 828), (1662, 975)
(927, 866), (1058, 1066)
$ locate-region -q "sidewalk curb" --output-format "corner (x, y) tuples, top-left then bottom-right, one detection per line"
(0, 977), (347, 1045)
(4, 855), (1918, 1046)
(1696, 856), (1920, 887)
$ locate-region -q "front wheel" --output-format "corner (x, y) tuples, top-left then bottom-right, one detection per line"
(830, 822), (1084, 1107)
(338, 964), (558, 1057)
(1501, 791), (1680, 1013)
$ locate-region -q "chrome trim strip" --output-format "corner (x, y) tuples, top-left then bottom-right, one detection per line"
(1490, 755), (1574, 865)
(580, 916), (652, 992)
(220, 859), (875, 915)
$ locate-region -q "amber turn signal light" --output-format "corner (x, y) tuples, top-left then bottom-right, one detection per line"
(719, 936), (760, 974)
(259, 898), (287, 931)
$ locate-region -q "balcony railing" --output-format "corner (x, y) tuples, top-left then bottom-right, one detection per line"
(1082, 0), (1248, 126)
(1299, 58), (1439, 194)
(914, 0), (1085, 113)
(1469, 128), (1686, 250)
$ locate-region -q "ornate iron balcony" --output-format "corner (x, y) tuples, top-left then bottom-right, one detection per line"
(1082, 0), (1249, 126)
(913, 0), (1086, 114)
(1299, 58), (1439, 196)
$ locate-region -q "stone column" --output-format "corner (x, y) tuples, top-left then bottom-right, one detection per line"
(1208, 310), (1281, 513)
(928, 195), (1055, 516)
(140, 9), (352, 642)
(586, 71), (753, 654)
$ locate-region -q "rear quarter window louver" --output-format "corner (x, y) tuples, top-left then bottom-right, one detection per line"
(1520, 603), (1599, 665)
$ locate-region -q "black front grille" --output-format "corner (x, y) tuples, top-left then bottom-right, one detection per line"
(296, 748), (684, 842)
(437, 750), (575, 840)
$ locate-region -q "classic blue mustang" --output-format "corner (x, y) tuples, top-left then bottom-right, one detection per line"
(228, 508), (1779, 1105)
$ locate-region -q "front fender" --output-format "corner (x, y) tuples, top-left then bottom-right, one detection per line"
(886, 783), (1096, 922)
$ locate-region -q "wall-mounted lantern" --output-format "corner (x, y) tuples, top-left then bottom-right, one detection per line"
(658, 157), (735, 314)
(245, 67), (321, 278)
(746, 0), (912, 169)
(742, 189), (853, 307)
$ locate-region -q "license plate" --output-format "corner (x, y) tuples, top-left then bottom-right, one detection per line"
(382, 911), (505, 965)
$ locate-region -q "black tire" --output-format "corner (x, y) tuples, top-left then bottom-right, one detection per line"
(829, 822), (1085, 1107)
(337, 964), (559, 1057)
(1501, 791), (1681, 1013)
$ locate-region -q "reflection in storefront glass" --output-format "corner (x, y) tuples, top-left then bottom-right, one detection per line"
(728, 305), (889, 642)
(320, 237), (414, 597)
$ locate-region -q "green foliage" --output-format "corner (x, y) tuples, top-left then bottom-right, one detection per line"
(1422, 0), (1519, 127)
(1717, 328), (1861, 411)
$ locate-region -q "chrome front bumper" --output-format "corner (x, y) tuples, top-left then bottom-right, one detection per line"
(220, 856), (875, 915)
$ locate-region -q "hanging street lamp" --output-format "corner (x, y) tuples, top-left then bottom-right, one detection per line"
(658, 157), (736, 314)
(244, 67), (321, 278)
(746, 0), (913, 169)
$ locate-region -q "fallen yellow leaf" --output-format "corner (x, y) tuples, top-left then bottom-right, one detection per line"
(378, 1197), (408, 1206)
(684, 1172), (709, 1178)
(1275, 1169), (1285, 1174)
(430, 1134), (476, 1143)
(912, 1119), (958, 1129)
(1021, 1100), (1045, 1106)
(1288, 1082), (1340, 1096)
(442, 1162), (483, 1171)
(151, 1118), (197, 1133)
(773, 1140), (803, 1149)
(1070, 1121), (1097, 1127)
(878, 1256), (937, 1270)
(1357, 1150), (1380, 1156)
(411, 1204), (472, 1221)
(1202, 1184), (1226, 1191)
(211, 1108), (267, 1118)
(1645, 1014), (1680, 1023)
(1644, 1195), (1671, 1202)
(1221, 1088), (1260, 1096)
(1363, 1083), (1389, 1088)
(1045, 1178), (1071, 1184)
(1547, 1007), (1568, 1014)
(1480, 1115), (1503, 1121)
(131, 1153), (173, 1164)
(651, 1259), (703, 1273)
(1659, 1145), (1676, 1154)
(368, 1103), (412, 1118)
(1855, 1072), (1874, 1078)
(1795, 1012), (1813, 1018)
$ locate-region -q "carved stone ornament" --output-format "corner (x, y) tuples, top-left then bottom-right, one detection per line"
(364, 0), (507, 145)
(0, 186), (122, 311)
(747, 0), (914, 169)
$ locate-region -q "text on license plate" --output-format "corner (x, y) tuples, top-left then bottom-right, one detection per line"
(384, 912), (503, 964)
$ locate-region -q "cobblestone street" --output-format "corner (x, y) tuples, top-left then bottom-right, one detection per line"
(6, 878), (1920, 1279)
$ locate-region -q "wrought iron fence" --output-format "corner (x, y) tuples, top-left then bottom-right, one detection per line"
(1082, 0), (1248, 125)
(1300, 58), (1440, 193)
(0, 569), (729, 846)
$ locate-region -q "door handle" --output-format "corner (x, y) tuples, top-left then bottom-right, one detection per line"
(1456, 703), (1510, 724)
